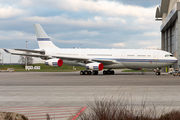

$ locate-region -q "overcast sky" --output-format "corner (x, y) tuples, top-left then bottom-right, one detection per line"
(0, 0), (162, 50)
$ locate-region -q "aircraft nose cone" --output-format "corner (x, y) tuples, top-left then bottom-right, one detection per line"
(173, 57), (178, 63)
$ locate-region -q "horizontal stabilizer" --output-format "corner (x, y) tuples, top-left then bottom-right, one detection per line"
(14, 49), (45, 54)
(3, 48), (10, 53)
(3, 48), (51, 59)
(11, 53), (52, 59)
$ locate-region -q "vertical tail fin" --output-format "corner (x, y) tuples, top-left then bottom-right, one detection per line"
(34, 24), (58, 49)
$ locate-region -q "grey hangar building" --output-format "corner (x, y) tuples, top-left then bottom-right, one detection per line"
(156, 0), (180, 70)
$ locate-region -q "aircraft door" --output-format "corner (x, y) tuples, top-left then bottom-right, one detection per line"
(121, 51), (126, 62)
(152, 52), (159, 66)
(153, 52), (159, 61)
(81, 51), (86, 57)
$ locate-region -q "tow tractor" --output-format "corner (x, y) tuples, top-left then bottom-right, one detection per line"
(173, 69), (180, 76)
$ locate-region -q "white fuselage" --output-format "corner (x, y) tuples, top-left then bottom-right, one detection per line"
(44, 48), (177, 69)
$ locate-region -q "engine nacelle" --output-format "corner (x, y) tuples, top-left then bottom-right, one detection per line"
(86, 63), (104, 71)
(45, 58), (63, 67)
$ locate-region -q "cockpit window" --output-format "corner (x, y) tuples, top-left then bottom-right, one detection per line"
(165, 54), (173, 57)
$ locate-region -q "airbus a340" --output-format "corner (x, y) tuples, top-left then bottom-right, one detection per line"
(3, 24), (177, 75)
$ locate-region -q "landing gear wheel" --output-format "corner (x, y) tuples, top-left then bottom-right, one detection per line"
(110, 71), (115, 75)
(84, 71), (88, 75)
(80, 70), (92, 75)
(103, 71), (107, 75)
(103, 70), (115, 75)
(93, 71), (98, 75)
(88, 71), (92, 75)
(80, 71), (84, 75)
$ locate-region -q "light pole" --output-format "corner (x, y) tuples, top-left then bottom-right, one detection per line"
(25, 41), (28, 70)
(0, 52), (1, 65)
(10, 54), (11, 65)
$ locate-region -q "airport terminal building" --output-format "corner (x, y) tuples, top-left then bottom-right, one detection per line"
(156, 0), (180, 69)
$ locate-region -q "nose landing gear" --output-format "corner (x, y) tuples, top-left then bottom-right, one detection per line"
(155, 68), (161, 75)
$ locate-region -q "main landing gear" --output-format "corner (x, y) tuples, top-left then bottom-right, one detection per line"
(155, 68), (161, 75)
(103, 69), (115, 75)
(80, 70), (98, 75)
(80, 69), (115, 75)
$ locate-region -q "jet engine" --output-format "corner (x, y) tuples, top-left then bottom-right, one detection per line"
(85, 63), (104, 71)
(45, 58), (63, 67)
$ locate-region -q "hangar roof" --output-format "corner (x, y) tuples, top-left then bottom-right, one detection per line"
(155, 6), (162, 18)
(155, 0), (170, 18)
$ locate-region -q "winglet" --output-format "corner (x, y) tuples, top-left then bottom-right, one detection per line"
(3, 48), (11, 54)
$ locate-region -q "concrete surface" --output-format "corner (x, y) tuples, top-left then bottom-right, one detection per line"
(0, 70), (180, 119)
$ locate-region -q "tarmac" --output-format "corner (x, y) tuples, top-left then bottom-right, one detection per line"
(0, 70), (180, 119)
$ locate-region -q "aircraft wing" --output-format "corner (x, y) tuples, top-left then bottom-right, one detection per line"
(52, 56), (118, 64)
(92, 59), (118, 65)
(3, 48), (89, 61)
(52, 55), (89, 62)
(14, 49), (45, 54)
(3, 48), (118, 65)
(3, 48), (52, 59)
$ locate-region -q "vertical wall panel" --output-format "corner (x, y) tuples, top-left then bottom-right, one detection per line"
(171, 24), (176, 54)
(177, 11), (180, 68)
(168, 0), (179, 14)
(161, 32), (165, 50)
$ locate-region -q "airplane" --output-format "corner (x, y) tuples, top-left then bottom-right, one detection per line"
(3, 24), (178, 75)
